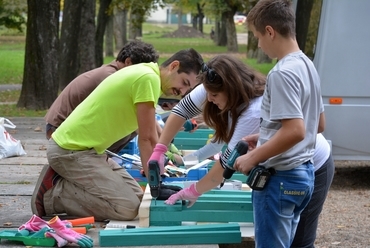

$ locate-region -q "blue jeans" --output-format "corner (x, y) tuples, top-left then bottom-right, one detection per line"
(253, 162), (315, 248)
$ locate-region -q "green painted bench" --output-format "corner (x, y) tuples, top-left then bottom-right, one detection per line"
(149, 189), (253, 226)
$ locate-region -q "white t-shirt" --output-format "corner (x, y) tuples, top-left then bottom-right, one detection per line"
(313, 133), (331, 171)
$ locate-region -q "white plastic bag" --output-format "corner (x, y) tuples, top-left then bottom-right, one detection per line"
(0, 117), (26, 159)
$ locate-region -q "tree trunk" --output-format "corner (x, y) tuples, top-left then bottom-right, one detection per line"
(224, 11), (238, 52)
(196, 3), (204, 33)
(105, 15), (114, 57)
(216, 15), (227, 46)
(113, 7), (127, 51)
(177, 10), (183, 28)
(192, 14), (198, 30)
(305, 0), (323, 59)
(18, 0), (60, 110)
(247, 30), (258, 58)
(198, 14), (204, 33)
(95, 0), (112, 67)
(78, 0), (96, 73)
(58, 0), (82, 90)
(295, 0), (314, 53)
(257, 49), (272, 63)
(129, 13), (140, 40)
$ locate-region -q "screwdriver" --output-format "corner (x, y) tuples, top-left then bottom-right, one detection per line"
(220, 140), (249, 188)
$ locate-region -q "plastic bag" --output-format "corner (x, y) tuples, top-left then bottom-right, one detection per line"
(0, 117), (26, 159)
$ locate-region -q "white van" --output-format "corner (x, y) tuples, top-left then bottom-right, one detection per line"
(313, 0), (370, 160)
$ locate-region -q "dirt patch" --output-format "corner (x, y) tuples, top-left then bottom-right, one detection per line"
(162, 25), (205, 38)
(0, 36), (25, 42)
(315, 161), (370, 247)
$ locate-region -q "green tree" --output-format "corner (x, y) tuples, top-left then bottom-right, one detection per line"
(0, 0), (27, 32)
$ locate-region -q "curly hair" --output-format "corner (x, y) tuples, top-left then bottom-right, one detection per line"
(199, 54), (266, 143)
(116, 40), (159, 64)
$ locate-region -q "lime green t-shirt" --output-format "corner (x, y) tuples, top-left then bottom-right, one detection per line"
(52, 62), (161, 154)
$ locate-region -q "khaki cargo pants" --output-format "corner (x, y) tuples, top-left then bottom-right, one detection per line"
(44, 139), (143, 221)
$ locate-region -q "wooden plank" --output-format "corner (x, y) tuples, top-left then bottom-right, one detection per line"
(138, 185), (152, 227)
(149, 199), (252, 211)
(100, 230), (241, 246)
(0, 157), (47, 165)
(100, 224), (241, 246)
(150, 209), (254, 224)
(139, 182), (254, 227)
(0, 165), (43, 184)
(201, 189), (251, 195)
(113, 223), (240, 233)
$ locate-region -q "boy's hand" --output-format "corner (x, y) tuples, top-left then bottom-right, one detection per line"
(242, 133), (259, 151)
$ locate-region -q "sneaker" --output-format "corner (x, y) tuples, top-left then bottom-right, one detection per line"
(31, 164), (60, 217)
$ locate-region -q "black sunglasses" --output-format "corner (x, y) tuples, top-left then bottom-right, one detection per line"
(201, 63), (218, 82)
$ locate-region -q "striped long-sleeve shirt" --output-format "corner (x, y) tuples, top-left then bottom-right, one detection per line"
(171, 84), (262, 168)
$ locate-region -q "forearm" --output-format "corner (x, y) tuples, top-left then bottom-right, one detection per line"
(138, 138), (157, 178)
(192, 142), (224, 161)
(159, 114), (186, 146)
(195, 161), (224, 193)
(250, 120), (305, 165)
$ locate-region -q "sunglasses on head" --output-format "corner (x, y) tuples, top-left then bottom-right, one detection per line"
(201, 63), (218, 82)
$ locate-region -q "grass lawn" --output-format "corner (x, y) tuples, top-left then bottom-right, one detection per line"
(0, 23), (275, 116)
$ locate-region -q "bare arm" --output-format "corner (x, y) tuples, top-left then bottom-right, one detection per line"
(158, 113), (186, 146)
(136, 102), (158, 177)
(318, 112), (326, 133)
(195, 160), (224, 193)
(235, 118), (305, 174)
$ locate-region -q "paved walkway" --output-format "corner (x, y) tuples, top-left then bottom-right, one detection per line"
(0, 117), (251, 248)
(0, 84), (21, 92)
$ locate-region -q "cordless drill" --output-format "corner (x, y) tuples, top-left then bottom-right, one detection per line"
(220, 140), (249, 188)
(148, 160), (161, 205)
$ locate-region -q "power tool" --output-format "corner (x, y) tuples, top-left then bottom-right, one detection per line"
(220, 140), (249, 188)
(183, 119), (198, 132)
(148, 160), (161, 205)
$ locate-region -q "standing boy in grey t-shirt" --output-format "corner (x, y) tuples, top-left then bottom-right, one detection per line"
(234, 0), (325, 247)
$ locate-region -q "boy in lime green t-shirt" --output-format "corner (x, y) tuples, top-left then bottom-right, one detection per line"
(32, 48), (203, 221)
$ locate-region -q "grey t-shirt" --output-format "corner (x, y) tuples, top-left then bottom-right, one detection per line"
(259, 51), (324, 170)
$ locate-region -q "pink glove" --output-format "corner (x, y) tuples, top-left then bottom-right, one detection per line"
(45, 229), (69, 247)
(148, 143), (168, 175)
(165, 183), (201, 208)
(48, 216), (93, 248)
(18, 214), (72, 232)
(18, 215), (49, 232)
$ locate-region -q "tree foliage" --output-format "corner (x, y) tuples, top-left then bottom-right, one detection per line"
(0, 0), (27, 32)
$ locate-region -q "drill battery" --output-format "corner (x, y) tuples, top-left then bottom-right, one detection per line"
(246, 166), (276, 190)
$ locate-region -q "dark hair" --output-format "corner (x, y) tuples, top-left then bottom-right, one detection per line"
(199, 54), (265, 143)
(246, 0), (296, 38)
(161, 48), (203, 75)
(116, 40), (159, 64)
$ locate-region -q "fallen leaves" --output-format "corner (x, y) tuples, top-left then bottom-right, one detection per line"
(34, 126), (42, 132)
